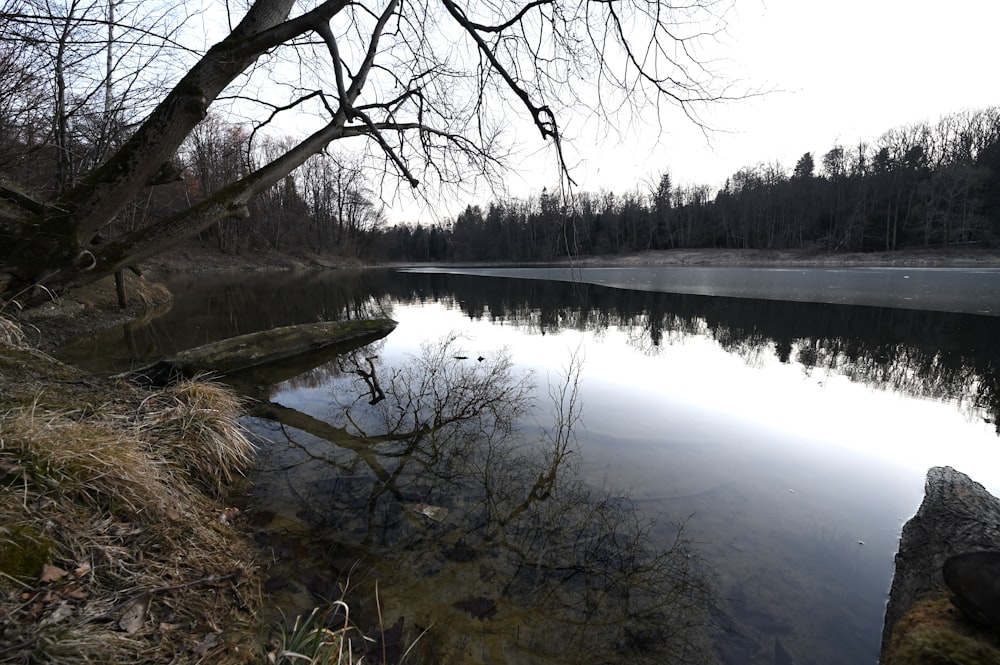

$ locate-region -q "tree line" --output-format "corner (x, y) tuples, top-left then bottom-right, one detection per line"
(1, 0), (997, 300)
(377, 107), (1000, 261)
(1, 0), (741, 304)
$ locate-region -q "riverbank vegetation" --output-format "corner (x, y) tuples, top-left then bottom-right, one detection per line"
(0, 272), (416, 663)
(0, 314), (265, 662)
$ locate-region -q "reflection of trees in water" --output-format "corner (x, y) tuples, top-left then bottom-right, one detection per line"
(256, 340), (390, 395)
(385, 272), (1000, 433)
(252, 337), (718, 664)
(62, 266), (1000, 429)
(60, 269), (400, 369)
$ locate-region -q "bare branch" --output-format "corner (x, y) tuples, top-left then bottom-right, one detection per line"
(439, 0), (575, 184)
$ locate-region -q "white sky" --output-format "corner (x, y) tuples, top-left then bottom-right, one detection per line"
(387, 0), (1000, 223)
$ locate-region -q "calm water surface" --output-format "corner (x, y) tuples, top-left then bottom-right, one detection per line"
(58, 267), (1000, 665)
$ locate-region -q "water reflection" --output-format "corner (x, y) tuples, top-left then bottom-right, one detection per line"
(58, 269), (1000, 434)
(53, 268), (1000, 663)
(248, 337), (718, 664)
(401, 272), (1000, 433)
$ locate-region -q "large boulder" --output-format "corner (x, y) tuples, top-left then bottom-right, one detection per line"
(881, 466), (1000, 664)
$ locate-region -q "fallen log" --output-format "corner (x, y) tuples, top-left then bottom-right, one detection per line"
(127, 318), (396, 384)
(881, 466), (1000, 664)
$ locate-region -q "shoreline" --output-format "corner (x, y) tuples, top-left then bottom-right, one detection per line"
(142, 242), (1000, 276)
(6, 243), (999, 662)
(547, 247), (1000, 269)
(18, 244), (1000, 353)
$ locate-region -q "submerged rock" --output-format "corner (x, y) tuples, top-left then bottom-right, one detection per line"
(453, 595), (498, 621)
(881, 466), (1000, 663)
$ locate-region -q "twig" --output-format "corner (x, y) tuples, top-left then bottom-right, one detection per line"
(93, 570), (244, 622)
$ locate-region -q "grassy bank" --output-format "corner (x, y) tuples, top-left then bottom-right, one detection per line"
(0, 270), (376, 664)
(0, 313), (263, 663)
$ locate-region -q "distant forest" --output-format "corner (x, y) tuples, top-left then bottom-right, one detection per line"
(376, 106), (1000, 262)
(6, 92), (995, 264)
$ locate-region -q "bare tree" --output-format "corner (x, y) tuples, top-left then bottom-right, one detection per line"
(256, 337), (719, 663)
(0, 0), (740, 305)
(0, 0), (188, 192)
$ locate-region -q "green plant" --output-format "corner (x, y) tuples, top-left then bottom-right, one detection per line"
(267, 603), (358, 665)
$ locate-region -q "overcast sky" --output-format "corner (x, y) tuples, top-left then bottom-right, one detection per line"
(389, 0), (999, 222)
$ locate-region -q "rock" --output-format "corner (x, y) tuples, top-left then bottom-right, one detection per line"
(881, 466), (1000, 663)
(943, 551), (1000, 629)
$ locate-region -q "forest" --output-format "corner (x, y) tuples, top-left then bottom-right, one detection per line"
(5, 34), (999, 265)
(8, 75), (997, 266)
(0, 0), (997, 278)
(384, 106), (1000, 262)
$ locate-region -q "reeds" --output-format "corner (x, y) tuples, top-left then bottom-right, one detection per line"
(0, 313), (26, 348)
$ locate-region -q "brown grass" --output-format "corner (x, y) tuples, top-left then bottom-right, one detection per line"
(0, 314), (26, 348)
(137, 377), (256, 497)
(0, 321), (263, 664)
(883, 594), (1000, 665)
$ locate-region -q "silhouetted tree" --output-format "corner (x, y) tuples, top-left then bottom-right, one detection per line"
(1, 0), (742, 305)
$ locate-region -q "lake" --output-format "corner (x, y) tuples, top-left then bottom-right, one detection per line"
(56, 266), (1000, 665)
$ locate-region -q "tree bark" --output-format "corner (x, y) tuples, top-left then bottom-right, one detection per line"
(129, 318), (396, 384)
(1, 0), (356, 301)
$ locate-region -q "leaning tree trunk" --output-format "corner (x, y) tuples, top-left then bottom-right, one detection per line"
(0, 0), (362, 305)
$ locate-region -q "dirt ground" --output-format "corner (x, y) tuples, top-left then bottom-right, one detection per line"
(15, 244), (365, 352)
(140, 241), (367, 273)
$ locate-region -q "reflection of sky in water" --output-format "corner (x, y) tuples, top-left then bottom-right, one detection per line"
(56, 265), (999, 663)
(273, 297), (1000, 665)
(375, 300), (999, 486)
(275, 296), (1000, 663)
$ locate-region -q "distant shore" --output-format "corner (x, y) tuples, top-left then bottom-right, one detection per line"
(550, 246), (1000, 268)
(145, 242), (1000, 275)
(21, 243), (1000, 352)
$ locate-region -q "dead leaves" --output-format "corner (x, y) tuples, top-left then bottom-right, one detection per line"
(218, 506), (240, 525)
(16, 560), (93, 631)
(192, 631), (220, 658)
(16, 559), (247, 652)
(38, 563), (68, 584)
(30, 561), (91, 603)
(116, 592), (150, 634)
(95, 570), (247, 635)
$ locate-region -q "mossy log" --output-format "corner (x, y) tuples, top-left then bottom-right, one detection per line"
(130, 318), (396, 384)
(881, 466), (1000, 664)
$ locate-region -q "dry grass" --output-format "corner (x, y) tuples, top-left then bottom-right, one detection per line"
(0, 320), (264, 664)
(0, 314), (26, 349)
(883, 595), (1000, 665)
(267, 604), (359, 665)
(137, 377), (256, 497)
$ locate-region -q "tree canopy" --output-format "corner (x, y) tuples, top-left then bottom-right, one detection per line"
(0, 0), (735, 305)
